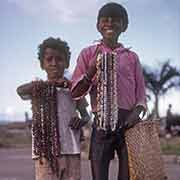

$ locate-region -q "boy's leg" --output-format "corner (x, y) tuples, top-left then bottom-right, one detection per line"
(89, 128), (115, 180)
(91, 159), (111, 180)
(60, 154), (80, 180)
(116, 137), (129, 180)
(115, 109), (131, 180)
(35, 155), (80, 180)
(35, 158), (58, 180)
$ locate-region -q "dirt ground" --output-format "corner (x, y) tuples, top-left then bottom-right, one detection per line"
(0, 148), (179, 180)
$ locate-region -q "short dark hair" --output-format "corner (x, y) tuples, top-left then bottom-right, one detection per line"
(37, 37), (71, 68)
(97, 2), (129, 32)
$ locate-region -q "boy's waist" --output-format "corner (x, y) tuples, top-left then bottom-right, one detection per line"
(93, 108), (132, 130)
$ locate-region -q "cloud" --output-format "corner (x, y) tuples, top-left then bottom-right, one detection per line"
(7, 0), (130, 23)
(7, 0), (101, 22)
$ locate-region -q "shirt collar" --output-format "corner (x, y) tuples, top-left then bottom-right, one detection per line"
(95, 39), (130, 53)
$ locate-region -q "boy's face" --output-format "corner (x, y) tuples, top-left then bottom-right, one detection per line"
(97, 17), (122, 43)
(42, 48), (66, 80)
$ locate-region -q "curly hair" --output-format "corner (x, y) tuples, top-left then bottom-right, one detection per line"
(37, 37), (71, 68)
(97, 2), (129, 32)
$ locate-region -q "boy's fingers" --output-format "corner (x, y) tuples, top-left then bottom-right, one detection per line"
(69, 119), (73, 126)
(47, 80), (56, 86)
(125, 118), (140, 129)
(74, 117), (81, 129)
(69, 117), (81, 129)
(55, 79), (65, 87)
(48, 79), (69, 88)
(69, 117), (76, 126)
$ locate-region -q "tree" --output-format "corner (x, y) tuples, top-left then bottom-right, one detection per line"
(143, 60), (180, 118)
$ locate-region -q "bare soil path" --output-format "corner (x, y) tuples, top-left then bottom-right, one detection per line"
(0, 148), (179, 180)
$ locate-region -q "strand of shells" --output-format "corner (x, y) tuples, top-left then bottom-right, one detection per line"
(96, 52), (118, 131)
(31, 81), (60, 176)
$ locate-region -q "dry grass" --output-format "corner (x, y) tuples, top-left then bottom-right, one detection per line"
(0, 124), (31, 148)
(160, 136), (180, 155)
(1, 122), (180, 156)
(6, 121), (28, 129)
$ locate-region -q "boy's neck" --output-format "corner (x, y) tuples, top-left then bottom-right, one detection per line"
(47, 75), (63, 81)
(102, 39), (119, 50)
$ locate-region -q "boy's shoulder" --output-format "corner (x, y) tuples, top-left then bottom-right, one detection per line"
(118, 46), (139, 62)
(127, 49), (139, 59)
(80, 41), (101, 55)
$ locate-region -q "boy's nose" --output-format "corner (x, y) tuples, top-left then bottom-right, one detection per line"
(51, 58), (57, 65)
(106, 17), (113, 25)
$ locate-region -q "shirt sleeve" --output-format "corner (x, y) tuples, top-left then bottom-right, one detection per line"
(134, 53), (147, 110)
(71, 49), (92, 100)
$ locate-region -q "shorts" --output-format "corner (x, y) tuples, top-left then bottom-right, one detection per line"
(89, 109), (131, 160)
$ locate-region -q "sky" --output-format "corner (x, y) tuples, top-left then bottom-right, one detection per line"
(0, 0), (180, 121)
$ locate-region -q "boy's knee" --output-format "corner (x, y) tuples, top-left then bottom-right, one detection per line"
(69, 177), (80, 180)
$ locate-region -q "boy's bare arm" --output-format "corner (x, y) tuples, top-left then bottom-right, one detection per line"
(17, 78), (71, 100)
(17, 82), (34, 100)
(125, 105), (146, 129)
(69, 98), (90, 130)
(71, 79), (91, 98)
(69, 108), (90, 130)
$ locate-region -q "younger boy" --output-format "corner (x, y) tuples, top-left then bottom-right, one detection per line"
(17, 37), (90, 180)
(71, 3), (146, 180)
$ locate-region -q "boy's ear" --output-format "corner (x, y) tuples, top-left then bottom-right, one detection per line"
(40, 61), (44, 70)
(96, 22), (100, 32)
(65, 62), (69, 69)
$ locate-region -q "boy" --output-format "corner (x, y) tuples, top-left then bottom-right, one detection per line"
(71, 2), (146, 180)
(17, 37), (90, 180)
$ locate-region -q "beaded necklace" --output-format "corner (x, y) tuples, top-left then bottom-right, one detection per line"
(31, 80), (60, 176)
(96, 52), (118, 131)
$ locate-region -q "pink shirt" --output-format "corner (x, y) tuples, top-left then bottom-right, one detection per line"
(71, 41), (146, 112)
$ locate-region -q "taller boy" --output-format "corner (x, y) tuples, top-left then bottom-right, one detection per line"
(71, 2), (146, 180)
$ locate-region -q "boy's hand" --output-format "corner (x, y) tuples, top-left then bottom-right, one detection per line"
(69, 117), (86, 130)
(48, 79), (71, 88)
(125, 110), (140, 129)
(125, 106), (145, 129)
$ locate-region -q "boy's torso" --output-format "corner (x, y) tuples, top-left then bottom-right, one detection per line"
(80, 42), (142, 111)
(32, 87), (81, 159)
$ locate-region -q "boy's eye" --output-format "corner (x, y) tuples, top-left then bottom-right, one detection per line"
(45, 57), (54, 63)
(56, 57), (63, 62)
(45, 56), (62, 63)
(101, 18), (109, 22)
(46, 57), (52, 62)
(100, 17), (120, 23)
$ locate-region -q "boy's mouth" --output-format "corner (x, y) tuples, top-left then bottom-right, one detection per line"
(104, 27), (116, 34)
(106, 29), (114, 33)
(49, 67), (58, 71)
(49, 68), (59, 75)
(104, 29), (116, 37)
